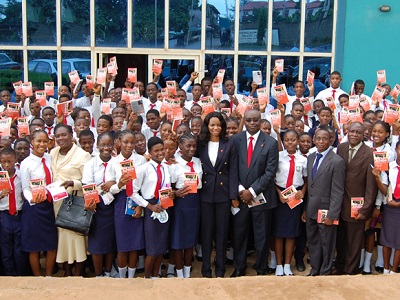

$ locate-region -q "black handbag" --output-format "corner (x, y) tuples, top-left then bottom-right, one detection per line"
(55, 192), (94, 235)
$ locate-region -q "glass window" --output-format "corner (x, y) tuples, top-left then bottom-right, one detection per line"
(206, 0), (235, 50)
(0, 51), (23, 94)
(305, 0), (334, 52)
(96, 0), (127, 47)
(302, 56), (331, 95)
(27, 51), (57, 87)
(169, 0), (201, 49)
(237, 55), (267, 94)
(62, 51), (92, 84)
(272, 0), (301, 51)
(132, 0), (164, 48)
(238, 0), (268, 51)
(271, 55), (299, 92)
(61, 0), (90, 46)
(27, 0), (56, 45)
(0, 0), (22, 45)
(205, 54), (234, 81)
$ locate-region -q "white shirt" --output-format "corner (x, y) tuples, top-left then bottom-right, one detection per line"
(270, 83), (312, 115)
(0, 170), (23, 211)
(73, 96), (91, 108)
(171, 156), (203, 189)
(132, 160), (172, 207)
(275, 150), (307, 188)
(246, 130), (261, 150)
(20, 153), (52, 204)
(82, 154), (110, 185)
(142, 98), (162, 114)
(312, 146), (332, 170)
(106, 152), (147, 194)
(315, 87), (347, 121)
(208, 141), (219, 167)
(141, 124), (161, 141)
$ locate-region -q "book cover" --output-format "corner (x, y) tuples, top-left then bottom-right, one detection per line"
(383, 104), (400, 124)
(373, 151), (389, 171)
(128, 88), (141, 102)
(252, 70), (262, 85)
(121, 88), (130, 102)
(130, 99), (144, 115)
(109, 56), (118, 70)
(348, 107), (362, 123)
(377, 70), (386, 84)
(275, 59), (284, 72)
(166, 81), (177, 96)
(125, 197), (138, 216)
(273, 84), (289, 104)
(212, 83), (223, 99)
(220, 107), (230, 117)
(161, 88), (168, 98)
(300, 98), (312, 113)
(127, 68), (137, 83)
(6, 102), (20, 120)
(281, 185), (303, 209)
(45, 181), (68, 202)
(257, 88), (269, 105)
(172, 118), (183, 132)
(68, 70), (80, 85)
(96, 67), (107, 85)
(153, 59), (163, 74)
(326, 96), (336, 110)
(351, 197), (364, 218)
(200, 103), (215, 117)
(21, 82), (33, 97)
(13, 81), (22, 96)
(172, 107), (183, 119)
(184, 172), (198, 194)
(82, 183), (100, 205)
(30, 178), (46, 200)
(307, 70), (315, 84)
(0, 171), (12, 190)
(248, 192), (267, 208)
(56, 100), (73, 116)
(359, 96), (371, 111)
(120, 160), (137, 180)
(339, 108), (349, 124)
(107, 62), (117, 76)
(216, 69), (225, 83)
(390, 84), (400, 99)
(101, 98), (111, 115)
(44, 82), (54, 96)
(17, 117), (29, 136)
(159, 187), (174, 209)
(73, 79), (83, 95)
(270, 109), (281, 127)
(371, 85), (385, 102)
(86, 75), (94, 90)
(35, 90), (47, 107)
(317, 209), (339, 225)
(0, 117), (12, 137)
(348, 95), (360, 109)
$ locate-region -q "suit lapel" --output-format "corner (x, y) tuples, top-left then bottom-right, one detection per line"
(349, 143), (367, 167)
(214, 140), (226, 169)
(249, 132), (266, 168)
(239, 133), (248, 167)
(313, 149), (333, 182)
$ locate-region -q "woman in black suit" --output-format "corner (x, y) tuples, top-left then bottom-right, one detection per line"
(198, 112), (238, 278)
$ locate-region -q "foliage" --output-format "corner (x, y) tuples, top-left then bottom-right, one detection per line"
(256, 7), (267, 45)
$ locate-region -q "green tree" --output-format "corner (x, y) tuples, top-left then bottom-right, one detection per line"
(0, 0), (22, 44)
(257, 7), (267, 45)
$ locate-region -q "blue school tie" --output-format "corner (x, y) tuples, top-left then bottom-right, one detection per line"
(312, 153), (323, 180)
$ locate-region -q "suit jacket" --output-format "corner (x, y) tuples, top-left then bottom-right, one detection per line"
(337, 142), (378, 222)
(198, 138), (238, 203)
(306, 149), (346, 220)
(233, 131), (279, 211)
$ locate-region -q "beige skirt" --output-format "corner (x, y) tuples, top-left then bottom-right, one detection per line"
(56, 227), (88, 264)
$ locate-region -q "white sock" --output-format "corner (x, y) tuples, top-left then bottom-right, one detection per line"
(269, 250), (277, 268)
(196, 244), (202, 257)
(176, 269), (184, 278)
(128, 267), (136, 278)
(150, 276), (158, 280)
(158, 265), (162, 277)
(390, 249), (395, 266)
(104, 272), (111, 277)
(167, 264), (175, 274)
(96, 275), (103, 278)
(284, 264), (293, 275)
(183, 265), (191, 278)
(363, 251), (372, 272)
(138, 255), (144, 269)
(118, 266), (127, 278)
(359, 249), (365, 268)
(383, 268), (390, 274)
(390, 270), (397, 274)
(227, 248), (234, 260)
(375, 245), (384, 267)
(275, 265), (283, 276)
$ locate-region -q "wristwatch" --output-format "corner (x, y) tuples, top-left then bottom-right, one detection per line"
(376, 205), (381, 210)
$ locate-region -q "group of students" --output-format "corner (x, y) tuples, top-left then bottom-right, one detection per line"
(0, 66), (399, 279)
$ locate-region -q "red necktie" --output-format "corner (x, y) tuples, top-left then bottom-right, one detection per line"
(394, 166), (400, 199)
(103, 162), (108, 183)
(286, 154), (295, 188)
(332, 89), (336, 99)
(247, 136), (254, 168)
(124, 159), (133, 196)
(153, 131), (158, 137)
(42, 157), (52, 202)
(91, 117), (95, 127)
(296, 98), (300, 101)
(230, 100), (234, 112)
(150, 103), (156, 110)
(154, 164), (162, 199)
(46, 126), (53, 135)
(9, 175), (16, 215)
(303, 115), (309, 126)
(63, 116), (67, 124)
(187, 161), (198, 185)
(383, 100), (387, 109)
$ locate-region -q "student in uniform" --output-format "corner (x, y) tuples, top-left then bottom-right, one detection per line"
(82, 132), (116, 277)
(20, 130), (58, 276)
(0, 148), (30, 275)
(273, 130), (307, 276)
(170, 133), (203, 278)
(106, 130), (147, 278)
(14, 138), (30, 165)
(132, 137), (173, 279)
(142, 109), (162, 140)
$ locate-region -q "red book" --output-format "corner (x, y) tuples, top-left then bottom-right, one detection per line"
(96, 68), (107, 85)
(351, 197), (364, 218)
(120, 160), (137, 180)
(317, 209), (339, 225)
(13, 81), (22, 96)
(82, 183), (100, 205)
(6, 102), (20, 120)
(30, 178), (46, 201)
(257, 88), (269, 105)
(307, 70), (315, 84)
(273, 84), (289, 104)
(159, 187), (174, 209)
(0, 171), (12, 190)
(22, 82), (33, 97)
(86, 75), (94, 90)
(17, 117), (29, 136)
(56, 100), (73, 117)
(153, 59), (163, 74)
(270, 109), (281, 127)
(184, 172), (198, 194)
(35, 90), (47, 107)
(373, 151), (389, 171)
(275, 59), (284, 72)
(127, 68), (137, 83)
(281, 185), (303, 209)
(68, 70), (80, 85)
(300, 98), (312, 113)
(44, 82), (54, 96)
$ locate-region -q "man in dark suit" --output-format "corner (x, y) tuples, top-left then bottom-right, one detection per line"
(334, 122), (378, 275)
(231, 109), (279, 277)
(306, 127), (346, 276)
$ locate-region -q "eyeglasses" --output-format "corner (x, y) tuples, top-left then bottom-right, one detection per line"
(245, 118), (260, 123)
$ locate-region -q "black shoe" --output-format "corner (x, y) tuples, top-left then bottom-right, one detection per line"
(256, 271), (267, 276)
(375, 266), (384, 273)
(202, 272), (212, 278)
(136, 268), (144, 273)
(296, 260), (306, 272)
(225, 258), (233, 265)
(230, 269), (245, 278)
(196, 256), (203, 262)
(267, 267), (276, 274)
(362, 271), (371, 275)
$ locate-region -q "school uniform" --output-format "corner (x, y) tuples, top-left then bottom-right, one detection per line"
(315, 87), (347, 121)
(106, 152), (147, 252)
(169, 156), (202, 250)
(20, 153), (58, 253)
(44, 123), (56, 136)
(0, 170), (30, 275)
(221, 94), (243, 112)
(381, 162), (400, 249)
(271, 84), (313, 116)
(132, 160), (172, 256)
(82, 155), (116, 255)
(142, 98), (162, 115)
(141, 125), (161, 141)
(273, 150), (307, 238)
